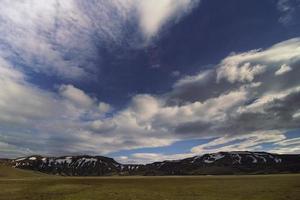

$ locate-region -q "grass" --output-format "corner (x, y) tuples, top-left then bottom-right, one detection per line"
(0, 165), (48, 179)
(1, 166), (300, 200)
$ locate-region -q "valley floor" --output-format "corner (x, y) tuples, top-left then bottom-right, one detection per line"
(1, 166), (300, 200)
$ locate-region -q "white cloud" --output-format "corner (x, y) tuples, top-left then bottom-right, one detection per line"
(270, 135), (300, 154)
(137, 0), (200, 38)
(293, 111), (300, 119)
(275, 64), (292, 76)
(59, 84), (94, 108)
(98, 102), (112, 113)
(275, 137), (300, 146)
(174, 70), (212, 88)
(227, 38), (300, 63)
(191, 131), (285, 154)
(89, 119), (116, 133)
(0, 58), (24, 81)
(270, 146), (300, 154)
(217, 62), (266, 83)
(131, 152), (193, 164)
(217, 38), (300, 83)
(129, 94), (161, 123)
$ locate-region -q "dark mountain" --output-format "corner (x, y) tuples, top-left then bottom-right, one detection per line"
(0, 158), (11, 166)
(6, 151), (300, 176)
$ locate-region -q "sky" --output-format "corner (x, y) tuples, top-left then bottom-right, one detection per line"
(0, 0), (300, 164)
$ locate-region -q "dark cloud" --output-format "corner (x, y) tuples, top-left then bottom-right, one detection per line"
(161, 38), (300, 139)
(174, 121), (214, 136)
(171, 90), (300, 138)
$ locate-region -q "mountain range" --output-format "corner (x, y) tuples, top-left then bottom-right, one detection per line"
(2, 151), (300, 176)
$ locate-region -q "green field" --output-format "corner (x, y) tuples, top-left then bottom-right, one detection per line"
(1, 166), (300, 200)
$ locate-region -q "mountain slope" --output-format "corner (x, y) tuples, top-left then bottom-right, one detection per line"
(0, 164), (48, 179)
(9, 151), (300, 176)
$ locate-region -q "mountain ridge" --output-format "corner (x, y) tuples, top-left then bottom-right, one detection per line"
(3, 151), (300, 176)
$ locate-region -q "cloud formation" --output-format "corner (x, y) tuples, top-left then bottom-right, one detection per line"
(275, 64), (292, 75)
(118, 37), (300, 163)
(0, 58), (175, 157)
(0, 17), (299, 161)
(277, 0), (300, 27)
(0, 0), (200, 80)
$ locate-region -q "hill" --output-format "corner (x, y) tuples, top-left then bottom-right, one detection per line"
(7, 151), (300, 176)
(0, 164), (47, 179)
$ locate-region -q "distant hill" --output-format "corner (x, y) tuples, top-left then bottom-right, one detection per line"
(4, 151), (300, 176)
(0, 164), (48, 179)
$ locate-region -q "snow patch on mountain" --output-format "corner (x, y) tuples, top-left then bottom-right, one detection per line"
(203, 153), (225, 163)
(29, 157), (37, 161)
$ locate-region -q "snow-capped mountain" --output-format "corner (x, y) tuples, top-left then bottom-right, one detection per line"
(12, 155), (143, 176)
(9, 152), (300, 176)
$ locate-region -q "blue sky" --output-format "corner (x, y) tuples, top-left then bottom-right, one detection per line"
(0, 0), (300, 163)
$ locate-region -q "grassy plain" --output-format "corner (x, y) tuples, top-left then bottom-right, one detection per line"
(0, 165), (299, 200)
